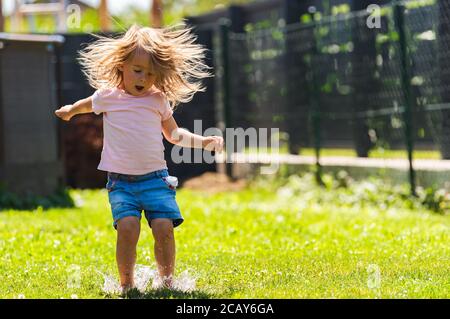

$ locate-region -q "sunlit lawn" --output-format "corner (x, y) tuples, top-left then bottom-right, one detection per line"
(300, 148), (442, 160)
(0, 175), (448, 299)
(245, 147), (442, 159)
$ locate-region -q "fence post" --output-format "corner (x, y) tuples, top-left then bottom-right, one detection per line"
(282, 0), (317, 156)
(0, 32), (3, 175)
(393, 3), (417, 196)
(308, 8), (324, 185)
(351, 0), (386, 157)
(438, 0), (450, 159)
(218, 19), (233, 178)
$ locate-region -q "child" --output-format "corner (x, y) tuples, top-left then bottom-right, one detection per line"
(55, 24), (224, 293)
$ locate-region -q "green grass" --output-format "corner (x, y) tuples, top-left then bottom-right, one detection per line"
(300, 148), (442, 159)
(0, 176), (449, 299)
(244, 147), (442, 159)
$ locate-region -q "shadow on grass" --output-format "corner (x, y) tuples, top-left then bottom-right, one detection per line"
(119, 287), (215, 299)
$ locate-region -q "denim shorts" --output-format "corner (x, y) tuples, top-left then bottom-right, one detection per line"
(106, 169), (183, 229)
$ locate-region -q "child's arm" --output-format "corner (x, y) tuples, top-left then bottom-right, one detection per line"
(162, 116), (224, 152)
(54, 96), (93, 121)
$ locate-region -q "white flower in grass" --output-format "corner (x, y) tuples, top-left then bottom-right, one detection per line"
(73, 194), (85, 208)
(367, 264), (381, 289)
(277, 187), (294, 198)
(67, 264), (82, 289)
(276, 215), (285, 223)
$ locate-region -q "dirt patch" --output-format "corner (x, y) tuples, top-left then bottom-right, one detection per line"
(181, 172), (247, 193)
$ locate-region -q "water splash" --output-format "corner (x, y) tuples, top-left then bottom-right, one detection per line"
(134, 264), (156, 292)
(99, 272), (121, 295)
(152, 269), (197, 293)
(99, 265), (197, 295)
(175, 270), (197, 292)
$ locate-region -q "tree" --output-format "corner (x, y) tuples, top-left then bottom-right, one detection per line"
(99, 0), (110, 31)
(162, 0), (253, 25)
(151, 0), (163, 27)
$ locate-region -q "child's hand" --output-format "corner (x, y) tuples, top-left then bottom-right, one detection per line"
(54, 105), (74, 121)
(202, 136), (224, 153)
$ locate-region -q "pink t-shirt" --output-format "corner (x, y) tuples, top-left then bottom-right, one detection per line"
(92, 87), (174, 175)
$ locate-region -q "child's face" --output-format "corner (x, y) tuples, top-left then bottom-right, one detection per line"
(119, 50), (156, 96)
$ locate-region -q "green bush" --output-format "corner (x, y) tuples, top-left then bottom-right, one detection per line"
(0, 187), (74, 211)
(417, 186), (450, 214)
(255, 169), (449, 215)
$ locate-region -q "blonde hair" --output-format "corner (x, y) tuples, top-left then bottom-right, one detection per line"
(78, 23), (212, 108)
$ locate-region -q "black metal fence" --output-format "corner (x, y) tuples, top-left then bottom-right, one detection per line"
(3, 0), (449, 194)
(188, 0), (450, 193)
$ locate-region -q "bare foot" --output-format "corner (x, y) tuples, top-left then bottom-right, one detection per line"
(120, 285), (138, 298)
(162, 276), (174, 289)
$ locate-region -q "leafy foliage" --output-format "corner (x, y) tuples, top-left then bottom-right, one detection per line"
(268, 169), (450, 215)
(3, 1), (255, 33)
(0, 186), (74, 211)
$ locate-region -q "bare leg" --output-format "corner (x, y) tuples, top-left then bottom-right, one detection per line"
(116, 216), (140, 291)
(151, 218), (175, 287)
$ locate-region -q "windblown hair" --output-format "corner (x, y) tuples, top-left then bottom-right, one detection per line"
(78, 23), (212, 108)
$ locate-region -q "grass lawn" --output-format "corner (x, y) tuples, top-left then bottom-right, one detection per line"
(0, 175), (448, 299)
(245, 147), (442, 159)
(299, 148), (442, 160)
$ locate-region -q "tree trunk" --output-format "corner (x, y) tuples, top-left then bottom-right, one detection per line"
(12, 0), (23, 32)
(99, 0), (110, 32)
(151, 0), (163, 28)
